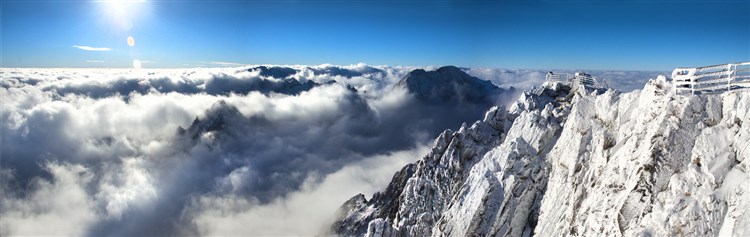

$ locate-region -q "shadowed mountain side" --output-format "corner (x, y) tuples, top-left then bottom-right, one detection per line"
(42, 76), (320, 99)
(246, 65), (385, 79)
(395, 66), (517, 105)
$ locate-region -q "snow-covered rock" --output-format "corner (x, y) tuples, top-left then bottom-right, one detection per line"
(536, 77), (750, 237)
(332, 77), (750, 236)
(331, 82), (571, 236)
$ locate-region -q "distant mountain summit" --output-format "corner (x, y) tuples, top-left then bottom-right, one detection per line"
(177, 100), (247, 142)
(247, 65), (385, 79)
(204, 76), (320, 96)
(395, 66), (510, 105)
(247, 66), (298, 78)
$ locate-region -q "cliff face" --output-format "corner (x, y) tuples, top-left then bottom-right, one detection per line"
(534, 78), (750, 236)
(332, 77), (750, 236)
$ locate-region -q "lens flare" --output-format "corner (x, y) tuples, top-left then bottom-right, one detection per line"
(127, 36), (135, 47)
(132, 59), (142, 69)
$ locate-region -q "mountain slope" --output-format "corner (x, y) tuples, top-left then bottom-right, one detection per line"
(535, 78), (750, 236)
(394, 66), (512, 105)
(332, 77), (750, 236)
(331, 82), (572, 236)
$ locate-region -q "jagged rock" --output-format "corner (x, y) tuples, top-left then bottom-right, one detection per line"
(332, 78), (750, 236)
(331, 82), (571, 236)
(175, 100), (246, 144)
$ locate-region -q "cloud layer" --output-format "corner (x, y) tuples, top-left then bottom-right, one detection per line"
(73, 45), (112, 51)
(464, 68), (667, 92)
(0, 64), (665, 235)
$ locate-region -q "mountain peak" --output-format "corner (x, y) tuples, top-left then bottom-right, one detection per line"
(395, 66), (503, 104)
(178, 100), (245, 141)
(435, 65), (467, 75)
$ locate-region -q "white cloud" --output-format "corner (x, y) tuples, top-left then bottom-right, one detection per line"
(0, 163), (98, 236)
(95, 157), (157, 219)
(186, 144), (429, 236)
(86, 60), (105, 63)
(0, 65), (666, 236)
(0, 66), (430, 235)
(73, 45), (112, 51)
(209, 61), (243, 66)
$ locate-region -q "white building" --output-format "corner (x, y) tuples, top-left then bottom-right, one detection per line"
(546, 71), (608, 89)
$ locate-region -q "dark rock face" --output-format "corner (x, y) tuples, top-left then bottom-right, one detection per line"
(247, 66), (298, 78)
(395, 66), (512, 105)
(332, 164), (416, 235)
(387, 66), (520, 140)
(311, 65), (385, 78)
(177, 100), (246, 142)
(204, 77), (320, 96)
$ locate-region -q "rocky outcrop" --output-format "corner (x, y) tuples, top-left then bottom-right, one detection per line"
(332, 82), (572, 236)
(332, 77), (750, 236)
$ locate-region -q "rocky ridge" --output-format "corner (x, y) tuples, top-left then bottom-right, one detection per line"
(332, 77), (750, 236)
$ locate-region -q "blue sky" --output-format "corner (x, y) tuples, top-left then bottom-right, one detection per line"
(1, 0), (748, 70)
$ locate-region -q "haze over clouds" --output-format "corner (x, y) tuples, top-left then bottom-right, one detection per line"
(73, 45), (112, 51)
(465, 68), (667, 92)
(0, 64), (665, 235)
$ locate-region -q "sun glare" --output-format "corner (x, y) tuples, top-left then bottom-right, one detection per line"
(127, 36), (135, 46)
(101, 0), (147, 31)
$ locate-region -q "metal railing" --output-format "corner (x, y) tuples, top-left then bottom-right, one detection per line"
(546, 72), (608, 89)
(672, 62), (750, 95)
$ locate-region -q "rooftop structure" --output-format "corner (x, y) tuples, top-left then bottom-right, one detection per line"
(545, 71), (608, 89)
(672, 62), (750, 94)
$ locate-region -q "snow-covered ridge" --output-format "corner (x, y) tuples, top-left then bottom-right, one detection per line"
(332, 77), (750, 236)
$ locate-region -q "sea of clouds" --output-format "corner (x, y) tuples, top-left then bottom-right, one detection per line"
(0, 64), (665, 235)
